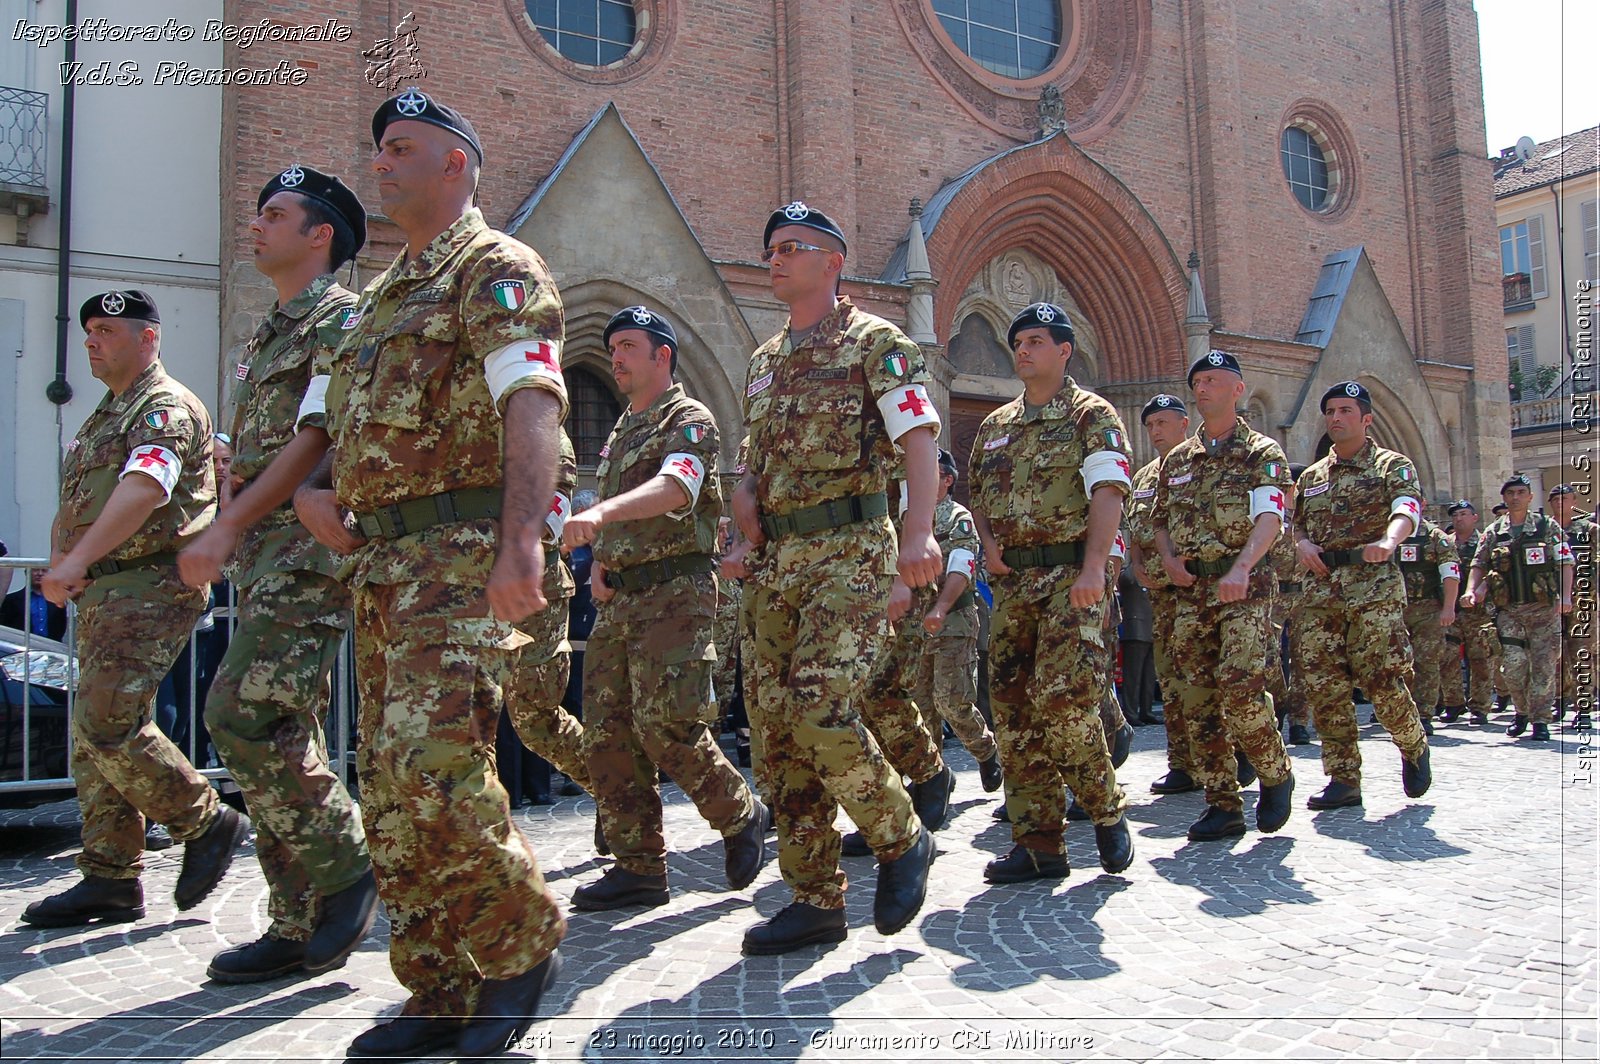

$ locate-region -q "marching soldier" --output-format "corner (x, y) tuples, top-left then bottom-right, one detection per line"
(1294, 381), (1432, 809)
(1547, 484), (1594, 729)
(1266, 466), (1312, 745)
(175, 166), (376, 983)
(294, 92), (564, 1059)
(1128, 394), (1201, 792)
(1152, 350), (1295, 840)
(1461, 474), (1574, 741)
(1438, 500), (1500, 726)
(1396, 514), (1460, 735)
(25, 291), (249, 930)
(562, 306), (767, 910)
(731, 203), (938, 955)
(968, 302), (1135, 884)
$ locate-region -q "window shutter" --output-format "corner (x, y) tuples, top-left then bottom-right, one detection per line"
(1517, 324), (1537, 384)
(1583, 198), (1598, 283)
(1527, 215), (1548, 298)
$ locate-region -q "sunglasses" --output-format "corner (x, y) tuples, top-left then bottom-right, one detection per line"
(761, 239), (831, 263)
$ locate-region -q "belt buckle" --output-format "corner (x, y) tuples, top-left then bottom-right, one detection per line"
(381, 503), (406, 539)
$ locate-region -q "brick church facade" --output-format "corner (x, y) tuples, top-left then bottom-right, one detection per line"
(217, 0), (1511, 505)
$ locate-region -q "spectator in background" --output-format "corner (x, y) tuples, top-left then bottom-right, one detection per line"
(3, 568), (70, 642)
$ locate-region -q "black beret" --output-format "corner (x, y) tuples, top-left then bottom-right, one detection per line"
(1321, 380), (1372, 413)
(1501, 474), (1533, 494)
(1549, 483), (1576, 498)
(603, 306), (677, 355)
(1446, 499), (1476, 515)
(371, 89), (483, 162)
(762, 201), (847, 255)
(1141, 393), (1188, 421)
(937, 448), (958, 474)
(80, 289), (159, 329)
(1188, 349), (1242, 386)
(1007, 302), (1074, 349)
(258, 164), (367, 257)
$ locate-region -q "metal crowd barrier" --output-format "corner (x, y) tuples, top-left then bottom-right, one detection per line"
(0, 557), (356, 803)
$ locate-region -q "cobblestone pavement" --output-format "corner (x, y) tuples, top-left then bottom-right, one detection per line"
(1, 707), (1595, 1062)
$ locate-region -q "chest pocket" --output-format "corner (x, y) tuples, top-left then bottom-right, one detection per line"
(616, 430), (658, 493)
(367, 299), (457, 431)
(975, 437), (1014, 507)
(1032, 445), (1084, 516)
(773, 348), (865, 471)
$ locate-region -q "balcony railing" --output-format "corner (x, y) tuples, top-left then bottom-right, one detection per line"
(1511, 386), (1597, 432)
(0, 86), (47, 190)
(1503, 273), (1534, 311)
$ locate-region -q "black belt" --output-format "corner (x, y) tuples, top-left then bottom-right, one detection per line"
(88, 550), (178, 580)
(1278, 581), (1302, 594)
(1185, 554), (1239, 578)
(604, 553), (715, 592)
(353, 487), (501, 540)
(760, 492), (887, 540)
(1499, 636), (1527, 649)
(1001, 541), (1085, 569)
(1321, 548), (1370, 569)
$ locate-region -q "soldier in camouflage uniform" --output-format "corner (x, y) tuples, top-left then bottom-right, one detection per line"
(731, 204), (937, 955)
(1463, 474), (1574, 741)
(711, 517), (743, 729)
(1294, 381), (1432, 809)
(1128, 394), (1203, 792)
(1439, 500), (1500, 726)
(918, 450), (1002, 789)
(174, 167), (374, 983)
(504, 430), (591, 795)
(1547, 484), (1595, 729)
(721, 436), (772, 794)
(1152, 351), (1295, 840)
(293, 93), (563, 1061)
(562, 307), (766, 911)
(1396, 514), (1461, 735)
(1267, 470), (1313, 744)
(968, 302), (1135, 884)
(24, 290), (250, 931)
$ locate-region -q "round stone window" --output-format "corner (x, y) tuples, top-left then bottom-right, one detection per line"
(931, 0), (1064, 80)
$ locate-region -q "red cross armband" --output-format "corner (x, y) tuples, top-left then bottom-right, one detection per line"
(121, 444), (181, 501)
(659, 452), (705, 517)
(1111, 530), (1128, 560)
(546, 491), (571, 541)
(1440, 560), (1461, 582)
(1081, 450), (1133, 495)
(947, 546), (976, 577)
(1249, 485), (1287, 522)
(1390, 495), (1421, 535)
(295, 374), (330, 432)
(876, 383), (941, 442)
(485, 338), (566, 409)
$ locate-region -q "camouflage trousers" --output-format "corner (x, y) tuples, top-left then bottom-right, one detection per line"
(1562, 608), (1596, 708)
(739, 580), (770, 799)
(1170, 585), (1292, 813)
(749, 530), (919, 910)
(1150, 589), (1196, 774)
(353, 578), (563, 1016)
(989, 563), (1126, 854)
(1268, 594), (1309, 727)
(711, 584), (742, 718)
(1495, 601), (1563, 724)
(71, 571), (217, 880)
(915, 633), (997, 762)
(204, 570), (368, 941)
(584, 571), (755, 878)
(859, 615), (944, 785)
(1440, 605), (1499, 713)
(505, 589), (589, 791)
(1298, 597), (1427, 787)
(1401, 599), (1448, 721)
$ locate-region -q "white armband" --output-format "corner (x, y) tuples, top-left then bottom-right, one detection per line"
(1111, 531), (1127, 560)
(876, 383), (941, 442)
(947, 546), (976, 577)
(484, 338), (565, 408)
(1390, 496), (1421, 535)
(898, 481), (909, 519)
(1249, 485), (1287, 522)
(120, 445), (181, 501)
(294, 374), (331, 432)
(1081, 449), (1133, 495)
(659, 452), (705, 517)
(1557, 542), (1576, 564)
(546, 492), (571, 540)
(1439, 560), (1461, 582)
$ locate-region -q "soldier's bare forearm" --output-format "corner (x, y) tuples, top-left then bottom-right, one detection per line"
(898, 426), (939, 539)
(500, 387), (561, 552)
(932, 569), (968, 614)
(61, 475), (166, 569)
(1236, 513), (1282, 571)
(1081, 485), (1123, 573)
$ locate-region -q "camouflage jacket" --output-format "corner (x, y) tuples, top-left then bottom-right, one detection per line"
(1472, 512), (1572, 608)
(1295, 438), (1421, 608)
(1127, 454), (1175, 591)
(58, 361), (216, 563)
(226, 274), (356, 588)
(1451, 528), (1492, 612)
(1562, 513), (1594, 606)
(327, 208), (568, 586)
(543, 429), (577, 602)
(927, 495), (980, 638)
(594, 383), (721, 573)
(743, 297), (940, 518)
(969, 375), (1133, 550)
(1397, 517), (1458, 604)
(1154, 416), (1290, 597)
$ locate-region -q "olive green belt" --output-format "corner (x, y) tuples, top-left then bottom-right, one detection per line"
(353, 487), (501, 540)
(88, 550), (178, 580)
(1278, 580), (1302, 594)
(1001, 541), (1084, 569)
(1185, 554), (1239, 578)
(760, 492), (888, 540)
(603, 553), (715, 592)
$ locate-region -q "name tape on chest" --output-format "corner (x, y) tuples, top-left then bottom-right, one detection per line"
(747, 371), (774, 398)
(1167, 472), (1194, 487)
(1303, 483), (1330, 498)
(983, 435), (1010, 451)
